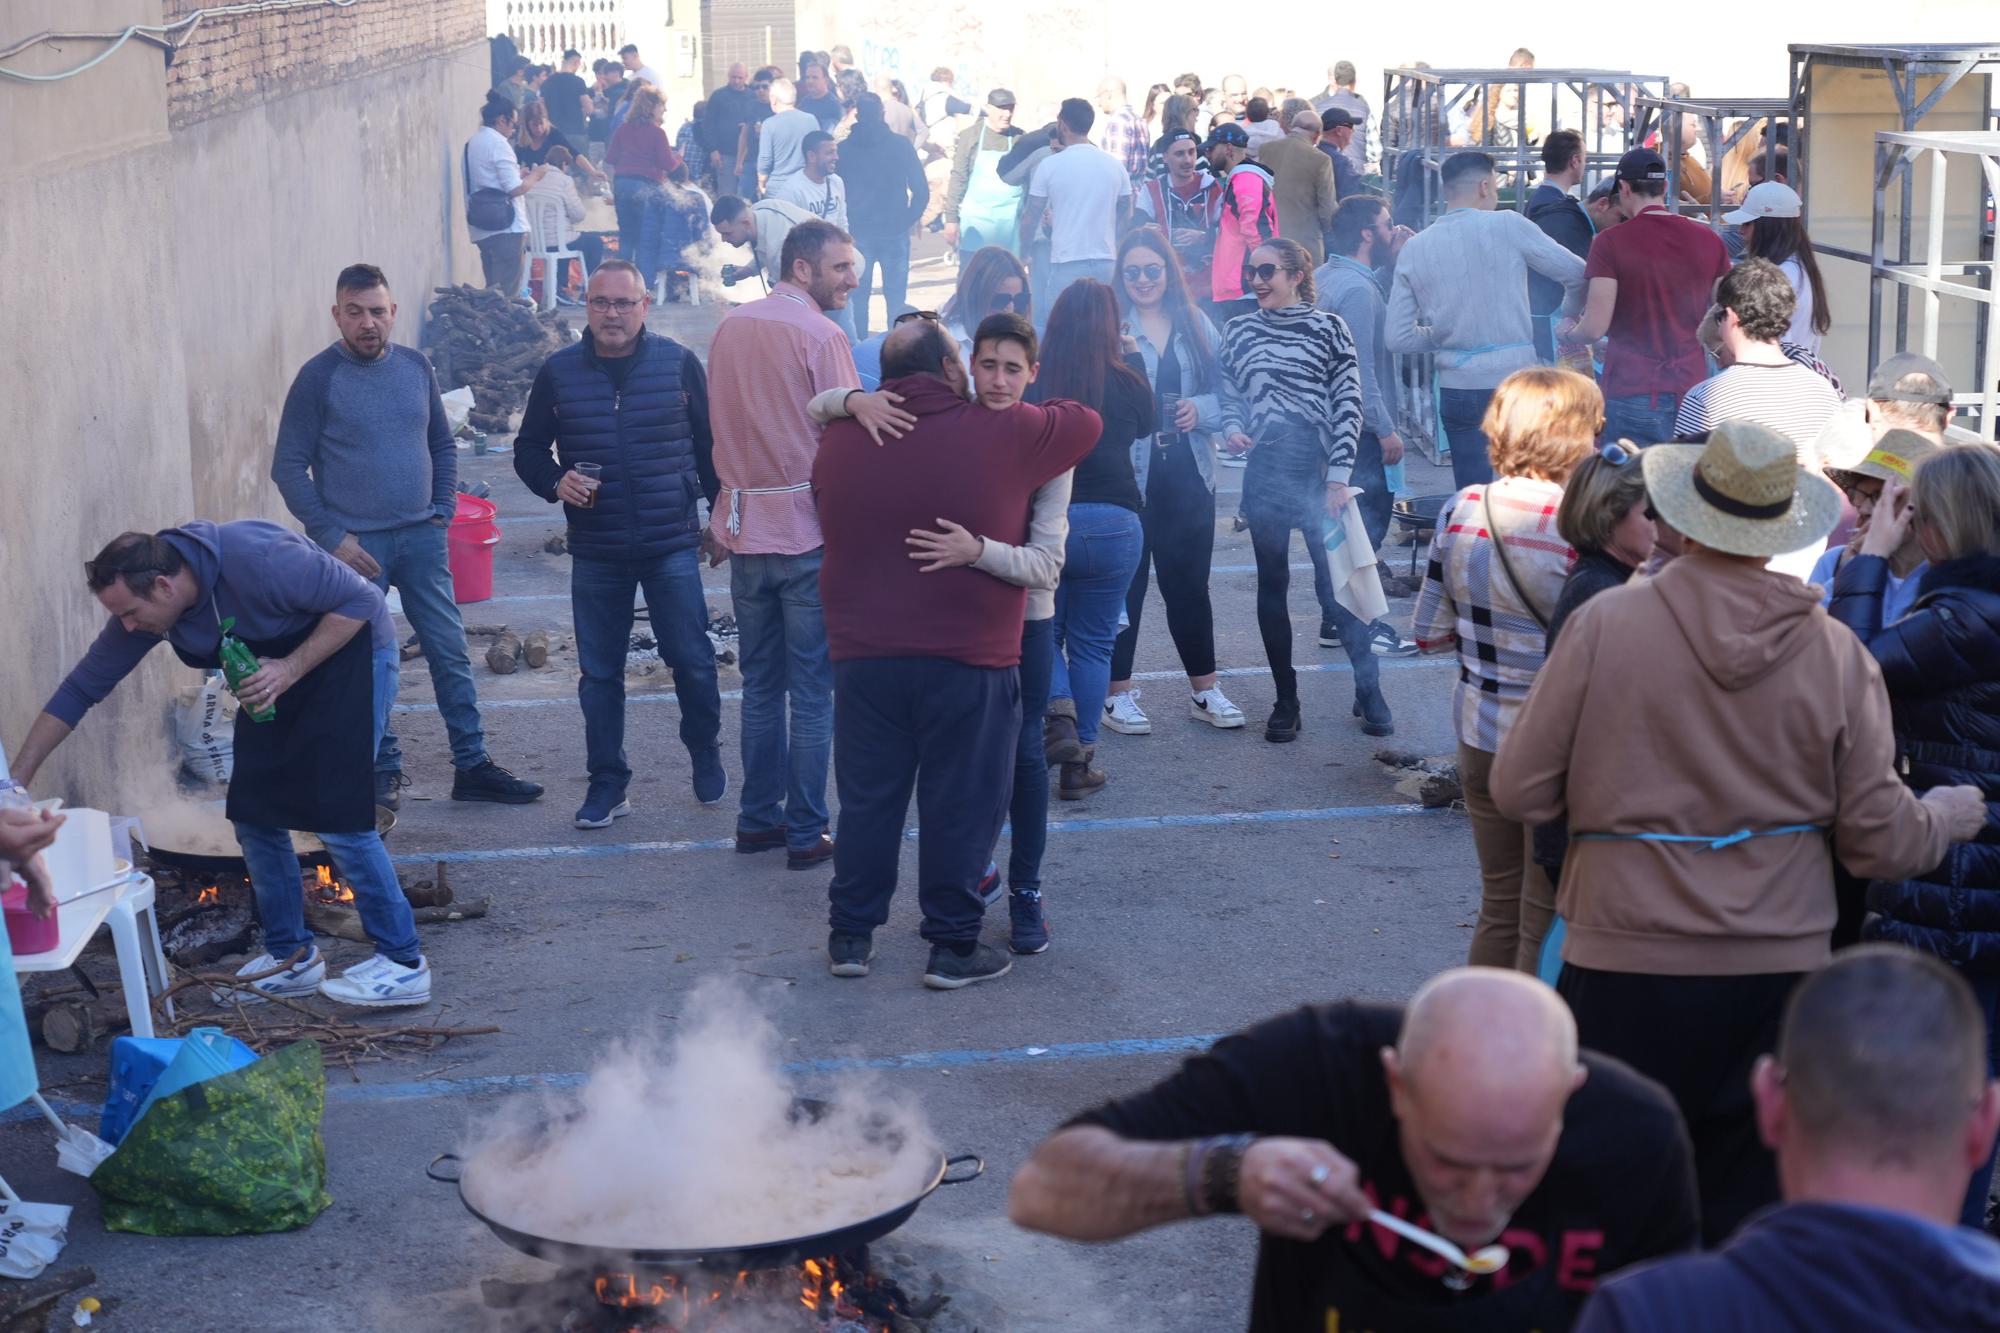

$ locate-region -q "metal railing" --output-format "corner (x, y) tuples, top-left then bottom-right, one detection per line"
(1631, 94), (1791, 224)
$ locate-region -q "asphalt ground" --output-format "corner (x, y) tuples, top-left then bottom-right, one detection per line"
(0, 240), (1481, 1332)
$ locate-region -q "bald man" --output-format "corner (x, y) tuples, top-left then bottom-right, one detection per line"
(705, 63), (762, 191)
(1010, 969), (1698, 1332)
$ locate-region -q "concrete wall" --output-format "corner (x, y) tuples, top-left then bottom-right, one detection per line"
(0, 0), (485, 806)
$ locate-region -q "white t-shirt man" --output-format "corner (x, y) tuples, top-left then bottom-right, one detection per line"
(774, 170), (848, 229)
(465, 124), (526, 240)
(1028, 142), (1132, 265)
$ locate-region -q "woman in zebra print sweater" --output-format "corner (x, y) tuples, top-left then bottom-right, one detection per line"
(1217, 238), (1386, 743)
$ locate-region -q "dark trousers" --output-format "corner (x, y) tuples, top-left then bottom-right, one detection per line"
(852, 229), (912, 340)
(1247, 513), (1375, 701)
(1965, 973), (2000, 1228)
(571, 549), (723, 790)
(1438, 386), (1496, 489)
(1111, 440), (1217, 682)
(1352, 430), (1392, 551)
(1558, 963), (1796, 1246)
(475, 232), (526, 295)
(1006, 617), (1054, 892)
(827, 657), (1020, 945)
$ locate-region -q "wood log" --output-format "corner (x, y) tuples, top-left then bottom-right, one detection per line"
(461, 623), (510, 637)
(41, 1000), (99, 1054)
(414, 898), (488, 924)
(522, 629), (550, 668)
(303, 902), (371, 944)
(485, 632), (522, 674)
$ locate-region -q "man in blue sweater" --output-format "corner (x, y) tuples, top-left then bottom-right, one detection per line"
(514, 260), (726, 829)
(1577, 947), (2000, 1332)
(272, 264), (541, 811)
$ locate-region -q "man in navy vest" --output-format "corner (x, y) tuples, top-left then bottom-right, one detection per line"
(514, 260), (727, 828)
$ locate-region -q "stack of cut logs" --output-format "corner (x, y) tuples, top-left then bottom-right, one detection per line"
(422, 285), (573, 433)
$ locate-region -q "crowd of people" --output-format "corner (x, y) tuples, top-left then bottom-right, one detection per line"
(6, 35), (2000, 1330)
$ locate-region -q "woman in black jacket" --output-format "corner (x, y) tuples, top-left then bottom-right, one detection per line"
(1828, 442), (2000, 1227)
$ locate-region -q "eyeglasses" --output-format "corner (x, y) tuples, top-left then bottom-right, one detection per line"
(893, 310), (940, 326)
(988, 291), (1026, 313)
(1121, 263), (1166, 283)
(1600, 441), (1639, 466)
(1841, 481), (1884, 506)
(587, 297), (645, 313)
(1247, 263), (1284, 283)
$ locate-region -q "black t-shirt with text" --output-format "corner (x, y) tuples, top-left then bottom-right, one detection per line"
(1071, 1002), (1699, 1333)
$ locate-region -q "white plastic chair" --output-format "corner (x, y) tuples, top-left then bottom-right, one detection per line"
(525, 196), (583, 313)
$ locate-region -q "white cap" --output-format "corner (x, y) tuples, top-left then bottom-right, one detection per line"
(1723, 180), (1802, 226)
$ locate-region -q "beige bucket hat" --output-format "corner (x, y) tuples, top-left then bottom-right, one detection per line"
(1834, 428), (1943, 487)
(1641, 420), (1843, 558)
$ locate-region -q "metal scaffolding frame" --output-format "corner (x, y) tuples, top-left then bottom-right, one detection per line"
(1630, 93), (1791, 225)
(1869, 130), (2000, 440)
(1378, 67), (1661, 465)
(1789, 43), (2000, 386)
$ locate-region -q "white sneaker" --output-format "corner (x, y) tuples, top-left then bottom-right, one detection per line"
(318, 954), (432, 1008)
(1190, 687), (1247, 729)
(213, 949), (325, 1004)
(1217, 453), (1248, 468)
(1102, 689), (1152, 735)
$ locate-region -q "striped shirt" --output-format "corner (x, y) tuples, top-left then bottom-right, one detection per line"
(1412, 477), (1574, 752)
(1090, 105), (1150, 185)
(1216, 303), (1363, 479)
(705, 282), (859, 555)
(1671, 360), (1842, 465)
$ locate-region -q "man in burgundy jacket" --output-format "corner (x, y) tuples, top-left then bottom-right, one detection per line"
(813, 318), (1099, 991)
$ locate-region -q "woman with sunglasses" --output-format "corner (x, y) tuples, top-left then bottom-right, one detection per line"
(1412, 368), (1600, 975)
(1103, 227), (1243, 735)
(1032, 280), (1156, 799)
(940, 246), (1031, 351)
(1826, 442), (2000, 1226)
(1216, 238), (1373, 743)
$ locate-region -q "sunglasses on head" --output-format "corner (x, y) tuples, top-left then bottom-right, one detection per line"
(1248, 263), (1285, 283)
(1600, 441), (1639, 466)
(893, 309), (940, 327)
(1122, 263), (1166, 283)
(988, 291), (1026, 313)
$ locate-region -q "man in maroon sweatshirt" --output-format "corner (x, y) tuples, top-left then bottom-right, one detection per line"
(813, 318), (1099, 990)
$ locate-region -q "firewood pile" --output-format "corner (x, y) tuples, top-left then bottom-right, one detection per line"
(423, 284), (573, 432)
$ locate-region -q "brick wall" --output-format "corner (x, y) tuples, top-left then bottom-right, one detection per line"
(163, 0), (485, 127)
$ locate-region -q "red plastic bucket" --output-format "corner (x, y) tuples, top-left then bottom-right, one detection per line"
(4, 879), (60, 955)
(448, 494), (500, 604)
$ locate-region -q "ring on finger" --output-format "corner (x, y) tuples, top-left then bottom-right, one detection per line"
(1309, 1164), (1331, 1186)
(1300, 1207), (1316, 1224)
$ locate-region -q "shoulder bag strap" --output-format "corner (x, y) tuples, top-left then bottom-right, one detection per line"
(1482, 491), (1551, 632)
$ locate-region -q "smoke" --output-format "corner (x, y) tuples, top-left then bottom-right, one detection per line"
(460, 978), (941, 1252)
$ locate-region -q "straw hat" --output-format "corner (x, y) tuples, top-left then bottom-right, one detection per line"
(1641, 420), (1842, 557)
(1836, 428), (1943, 486)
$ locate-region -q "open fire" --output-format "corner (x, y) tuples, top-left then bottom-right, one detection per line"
(307, 864), (356, 904)
(486, 1252), (912, 1333)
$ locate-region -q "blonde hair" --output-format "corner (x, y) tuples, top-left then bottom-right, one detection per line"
(1482, 368), (1603, 482)
(1912, 444), (2000, 559)
(628, 82), (667, 127)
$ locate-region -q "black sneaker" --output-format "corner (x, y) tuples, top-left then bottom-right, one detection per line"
(689, 745), (727, 806)
(1318, 619), (1343, 648)
(375, 771), (411, 812)
(574, 784), (632, 829)
(451, 760), (544, 804)
(828, 931), (875, 978)
(1367, 622), (1421, 658)
(1265, 698), (1302, 743)
(1008, 890), (1050, 955)
(922, 942), (1013, 990)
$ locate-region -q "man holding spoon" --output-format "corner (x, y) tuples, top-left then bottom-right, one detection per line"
(1010, 968), (1697, 1330)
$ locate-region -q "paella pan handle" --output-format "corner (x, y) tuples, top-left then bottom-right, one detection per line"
(940, 1154), (985, 1185)
(426, 1153), (464, 1184)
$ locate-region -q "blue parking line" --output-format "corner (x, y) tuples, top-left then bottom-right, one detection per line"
(0, 1034), (1228, 1124)
(393, 657), (1451, 714)
(386, 802), (1440, 866)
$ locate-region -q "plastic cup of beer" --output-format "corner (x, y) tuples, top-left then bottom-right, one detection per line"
(575, 461), (602, 508)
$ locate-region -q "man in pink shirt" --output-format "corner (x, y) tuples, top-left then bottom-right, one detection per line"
(706, 219), (860, 870)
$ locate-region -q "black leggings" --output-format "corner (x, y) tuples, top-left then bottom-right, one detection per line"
(1111, 441), (1217, 683)
(1248, 515), (1338, 700)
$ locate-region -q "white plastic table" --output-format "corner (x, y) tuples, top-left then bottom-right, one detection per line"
(13, 872), (174, 1038)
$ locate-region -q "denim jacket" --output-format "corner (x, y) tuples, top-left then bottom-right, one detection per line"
(1126, 310), (1224, 494)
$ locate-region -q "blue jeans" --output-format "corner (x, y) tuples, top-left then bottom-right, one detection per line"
(234, 646), (420, 963)
(1438, 386), (1495, 489)
(852, 230), (911, 340)
(360, 520), (488, 774)
(1049, 504), (1145, 747)
(571, 548), (723, 790)
(1603, 392), (1683, 447)
(612, 175), (656, 270)
(1006, 616), (1054, 892)
(730, 549), (833, 849)
(1040, 258), (1115, 332)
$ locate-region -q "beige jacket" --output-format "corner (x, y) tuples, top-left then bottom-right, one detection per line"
(1492, 551), (1950, 976)
(1258, 132), (1337, 266)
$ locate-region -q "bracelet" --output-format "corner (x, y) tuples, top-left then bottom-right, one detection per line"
(1182, 1139), (1211, 1217)
(843, 389), (861, 412)
(1200, 1133), (1258, 1215)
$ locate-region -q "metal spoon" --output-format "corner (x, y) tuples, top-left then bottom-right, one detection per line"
(1367, 1209), (1510, 1278)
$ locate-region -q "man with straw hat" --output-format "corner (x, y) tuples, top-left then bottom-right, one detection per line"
(1492, 420), (1988, 1245)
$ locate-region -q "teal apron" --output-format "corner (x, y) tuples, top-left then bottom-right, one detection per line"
(958, 143), (1023, 256)
(0, 904), (36, 1114)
